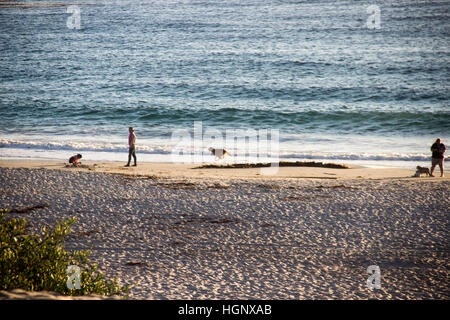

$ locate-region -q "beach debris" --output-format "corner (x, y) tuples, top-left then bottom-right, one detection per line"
(125, 261), (147, 266)
(261, 222), (276, 228)
(206, 182), (230, 189)
(9, 203), (49, 214)
(257, 184), (280, 190)
(156, 181), (197, 190)
(282, 195), (332, 201)
(173, 216), (239, 226)
(210, 218), (235, 224)
(282, 196), (304, 201)
(194, 161), (350, 169)
(315, 184), (358, 190)
(113, 173), (159, 181)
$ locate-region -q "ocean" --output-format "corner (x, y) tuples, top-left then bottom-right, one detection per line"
(0, 0), (449, 168)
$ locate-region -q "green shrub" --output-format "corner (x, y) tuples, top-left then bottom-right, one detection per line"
(0, 209), (130, 297)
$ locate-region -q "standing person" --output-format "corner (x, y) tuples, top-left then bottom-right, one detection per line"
(125, 127), (137, 167)
(430, 138), (445, 177)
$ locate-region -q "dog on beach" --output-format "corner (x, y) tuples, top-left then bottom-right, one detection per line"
(413, 166), (431, 177)
(208, 147), (231, 160)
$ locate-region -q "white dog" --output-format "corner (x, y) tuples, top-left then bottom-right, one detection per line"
(208, 147), (231, 160)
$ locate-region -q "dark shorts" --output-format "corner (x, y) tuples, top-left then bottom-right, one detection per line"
(432, 158), (443, 166)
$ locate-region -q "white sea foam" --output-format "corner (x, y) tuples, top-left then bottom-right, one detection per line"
(0, 138), (436, 164)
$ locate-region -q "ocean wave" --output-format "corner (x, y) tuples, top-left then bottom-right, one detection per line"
(0, 140), (172, 155)
(134, 108), (450, 135)
(277, 152), (434, 162)
(6, 103), (449, 135)
(0, 139), (437, 163)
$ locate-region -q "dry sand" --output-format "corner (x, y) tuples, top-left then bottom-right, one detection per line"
(0, 160), (448, 299)
(0, 289), (120, 300)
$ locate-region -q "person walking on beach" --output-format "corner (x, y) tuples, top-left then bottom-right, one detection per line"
(125, 127), (137, 167)
(430, 138), (445, 177)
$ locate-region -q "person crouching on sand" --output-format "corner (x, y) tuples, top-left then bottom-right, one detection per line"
(430, 138), (445, 177)
(125, 127), (137, 167)
(69, 154), (82, 166)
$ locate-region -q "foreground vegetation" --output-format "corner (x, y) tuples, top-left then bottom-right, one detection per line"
(0, 208), (130, 297)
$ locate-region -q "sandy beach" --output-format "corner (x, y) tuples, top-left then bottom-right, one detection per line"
(0, 160), (448, 299)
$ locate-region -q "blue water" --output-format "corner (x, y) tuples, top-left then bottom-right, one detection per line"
(0, 0), (449, 167)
